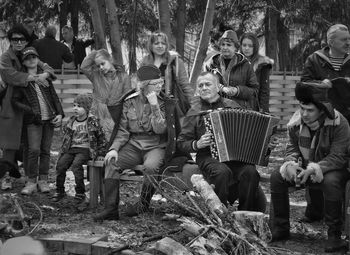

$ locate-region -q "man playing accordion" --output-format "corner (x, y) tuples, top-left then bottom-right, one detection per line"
(177, 72), (260, 210)
(269, 82), (350, 252)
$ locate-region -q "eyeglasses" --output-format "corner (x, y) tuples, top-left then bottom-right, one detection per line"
(11, 37), (27, 43)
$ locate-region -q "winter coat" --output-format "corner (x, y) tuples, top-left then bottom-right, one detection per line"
(141, 51), (194, 115)
(0, 47), (54, 150)
(252, 55), (274, 112)
(59, 114), (107, 160)
(33, 36), (73, 69)
(285, 109), (350, 174)
(301, 46), (350, 122)
(203, 52), (259, 110)
(11, 67), (64, 125)
(177, 96), (241, 159)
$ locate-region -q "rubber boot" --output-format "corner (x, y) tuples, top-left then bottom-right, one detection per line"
(324, 200), (347, 253)
(270, 192), (290, 241)
(93, 179), (119, 222)
(302, 187), (324, 223)
(125, 182), (155, 217)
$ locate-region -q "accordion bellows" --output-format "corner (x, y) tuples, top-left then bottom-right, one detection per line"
(203, 108), (279, 166)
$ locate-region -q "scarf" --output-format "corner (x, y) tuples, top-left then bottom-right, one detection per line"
(219, 54), (237, 86)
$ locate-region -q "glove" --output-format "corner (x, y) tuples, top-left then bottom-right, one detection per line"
(307, 162), (323, 183)
(280, 161), (301, 182)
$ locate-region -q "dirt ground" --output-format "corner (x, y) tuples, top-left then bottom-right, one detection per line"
(1, 130), (349, 255)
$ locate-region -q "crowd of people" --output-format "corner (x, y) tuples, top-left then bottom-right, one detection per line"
(1, 18), (350, 254)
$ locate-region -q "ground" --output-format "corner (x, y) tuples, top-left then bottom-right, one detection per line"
(1, 130), (349, 255)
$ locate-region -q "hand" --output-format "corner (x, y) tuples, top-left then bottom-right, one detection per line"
(37, 73), (50, 81)
(285, 163), (303, 182)
(298, 168), (315, 184)
(51, 115), (62, 127)
(196, 133), (212, 149)
(146, 91), (158, 105)
(222, 86), (238, 96)
(104, 150), (118, 165)
(36, 78), (50, 87)
(321, 79), (332, 88)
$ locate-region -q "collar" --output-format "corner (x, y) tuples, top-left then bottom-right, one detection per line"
(287, 109), (340, 128)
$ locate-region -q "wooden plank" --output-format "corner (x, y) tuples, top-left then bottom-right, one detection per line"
(56, 74), (88, 79)
(62, 79), (91, 84)
(54, 83), (92, 89)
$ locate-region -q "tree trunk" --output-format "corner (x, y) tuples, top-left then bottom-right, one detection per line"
(175, 0), (186, 56)
(189, 0), (216, 87)
(86, 0), (107, 49)
(264, 5), (278, 70)
(277, 18), (291, 71)
(128, 0), (137, 74)
(59, 0), (69, 41)
(157, 0), (172, 42)
(70, 0), (80, 36)
(105, 0), (124, 67)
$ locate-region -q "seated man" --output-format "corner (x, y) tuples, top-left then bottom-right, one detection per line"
(269, 82), (350, 252)
(177, 71), (260, 210)
(93, 65), (167, 222)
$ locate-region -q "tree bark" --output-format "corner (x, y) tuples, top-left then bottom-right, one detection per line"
(175, 0), (186, 56)
(128, 0), (138, 74)
(189, 0), (216, 87)
(86, 0), (107, 49)
(264, 5), (278, 70)
(70, 0), (80, 36)
(277, 18), (291, 71)
(105, 0), (124, 66)
(157, 0), (172, 42)
(59, 0), (69, 41)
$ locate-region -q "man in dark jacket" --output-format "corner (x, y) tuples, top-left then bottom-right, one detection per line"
(23, 18), (38, 46)
(300, 23), (350, 234)
(269, 82), (350, 252)
(32, 26), (73, 69)
(61, 25), (94, 68)
(177, 72), (260, 209)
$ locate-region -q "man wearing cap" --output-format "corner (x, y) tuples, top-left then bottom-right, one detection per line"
(23, 18), (38, 46)
(269, 82), (350, 252)
(203, 30), (259, 111)
(93, 65), (167, 221)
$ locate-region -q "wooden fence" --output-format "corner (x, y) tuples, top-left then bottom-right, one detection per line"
(54, 73), (301, 130)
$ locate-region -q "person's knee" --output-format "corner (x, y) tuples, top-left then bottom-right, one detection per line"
(241, 165), (259, 179)
(322, 173), (343, 199)
(270, 170), (286, 191)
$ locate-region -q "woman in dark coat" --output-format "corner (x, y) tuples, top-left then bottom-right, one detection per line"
(240, 32), (274, 112)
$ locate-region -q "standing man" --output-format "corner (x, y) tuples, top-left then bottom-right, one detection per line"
(300, 24), (350, 230)
(269, 82), (350, 252)
(177, 72), (260, 210)
(32, 26), (73, 70)
(23, 18), (38, 46)
(61, 25), (94, 69)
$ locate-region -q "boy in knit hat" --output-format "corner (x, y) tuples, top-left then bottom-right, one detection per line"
(53, 93), (107, 202)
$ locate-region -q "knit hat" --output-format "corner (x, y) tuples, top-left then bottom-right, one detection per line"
(219, 30), (239, 45)
(137, 64), (161, 81)
(295, 81), (334, 119)
(74, 93), (93, 113)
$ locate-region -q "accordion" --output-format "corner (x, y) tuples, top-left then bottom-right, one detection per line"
(203, 108), (279, 166)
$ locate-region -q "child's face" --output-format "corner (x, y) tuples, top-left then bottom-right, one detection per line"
(23, 54), (38, 69)
(73, 103), (87, 118)
(94, 56), (114, 74)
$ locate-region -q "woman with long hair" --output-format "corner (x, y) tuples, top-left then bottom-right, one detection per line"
(240, 32), (274, 112)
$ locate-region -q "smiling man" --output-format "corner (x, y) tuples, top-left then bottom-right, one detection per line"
(269, 82), (350, 252)
(177, 72), (261, 211)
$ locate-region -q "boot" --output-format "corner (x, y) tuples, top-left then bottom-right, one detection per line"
(270, 192), (290, 241)
(125, 182), (155, 217)
(324, 200), (347, 253)
(93, 179), (120, 222)
(301, 187), (324, 223)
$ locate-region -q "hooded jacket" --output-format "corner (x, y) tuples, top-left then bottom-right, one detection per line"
(203, 52), (259, 110)
(284, 109), (350, 174)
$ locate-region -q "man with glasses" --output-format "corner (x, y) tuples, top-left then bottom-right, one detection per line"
(0, 24), (54, 191)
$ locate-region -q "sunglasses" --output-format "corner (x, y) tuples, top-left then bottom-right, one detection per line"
(11, 37), (27, 43)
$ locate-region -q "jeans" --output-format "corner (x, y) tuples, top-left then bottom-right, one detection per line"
(55, 147), (90, 194)
(23, 121), (54, 179)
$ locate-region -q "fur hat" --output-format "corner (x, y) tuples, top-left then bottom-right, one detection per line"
(74, 93), (92, 113)
(219, 30), (239, 45)
(295, 81), (335, 119)
(137, 65), (161, 81)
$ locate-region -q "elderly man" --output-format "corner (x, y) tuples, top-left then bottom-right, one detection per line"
(177, 72), (260, 210)
(93, 65), (168, 221)
(269, 82), (350, 252)
(300, 24), (350, 230)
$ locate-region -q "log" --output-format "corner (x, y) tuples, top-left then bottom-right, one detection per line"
(153, 237), (192, 255)
(231, 211), (271, 243)
(190, 174), (227, 216)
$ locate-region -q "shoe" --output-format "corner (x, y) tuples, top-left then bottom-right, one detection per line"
(21, 182), (37, 195)
(37, 180), (50, 193)
(1, 177), (12, 190)
(74, 193), (86, 202)
(52, 192), (66, 202)
(93, 179), (119, 222)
